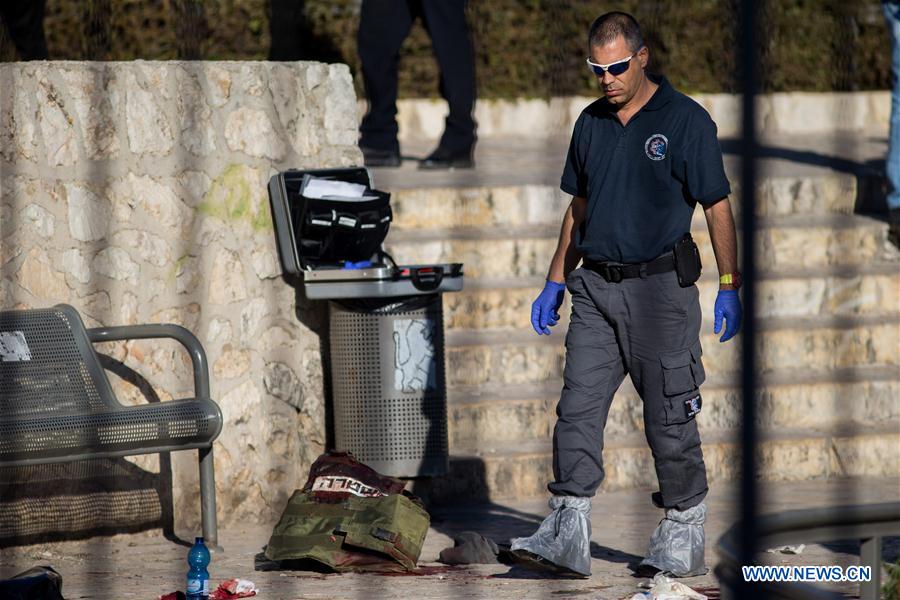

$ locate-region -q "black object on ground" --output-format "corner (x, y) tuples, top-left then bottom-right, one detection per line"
(0, 566), (65, 600)
(438, 531), (500, 565)
(508, 549), (589, 579)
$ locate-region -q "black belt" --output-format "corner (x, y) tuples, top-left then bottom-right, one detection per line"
(583, 254), (675, 283)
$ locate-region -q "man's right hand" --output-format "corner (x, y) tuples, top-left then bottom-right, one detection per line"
(531, 280), (566, 335)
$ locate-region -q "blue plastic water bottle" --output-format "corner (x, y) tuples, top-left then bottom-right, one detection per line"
(186, 536), (210, 600)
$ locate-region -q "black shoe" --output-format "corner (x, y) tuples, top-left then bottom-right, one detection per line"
(418, 146), (474, 170)
(360, 146), (401, 168)
(633, 563), (662, 578)
(508, 549), (589, 579)
(889, 208), (900, 250)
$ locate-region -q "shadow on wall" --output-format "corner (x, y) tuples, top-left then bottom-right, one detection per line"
(0, 356), (191, 551)
(292, 286), (333, 450)
(719, 138), (891, 219)
(0, 458), (164, 551)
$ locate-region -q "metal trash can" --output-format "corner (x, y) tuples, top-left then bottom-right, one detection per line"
(268, 167), (463, 477)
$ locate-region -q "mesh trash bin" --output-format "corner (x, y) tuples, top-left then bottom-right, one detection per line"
(268, 167), (462, 477)
(330, 295), (447, 476)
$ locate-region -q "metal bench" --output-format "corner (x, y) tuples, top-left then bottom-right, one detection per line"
(0, 304), (222, 546)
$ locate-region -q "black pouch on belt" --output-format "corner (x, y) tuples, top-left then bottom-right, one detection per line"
(672, 233), (702, 287)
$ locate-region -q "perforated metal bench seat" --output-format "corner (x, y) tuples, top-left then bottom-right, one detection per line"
(0, 304), (222, 545)
(0, 398), (221, 464)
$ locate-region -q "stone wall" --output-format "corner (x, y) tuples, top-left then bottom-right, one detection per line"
(0, 61), (361, 529)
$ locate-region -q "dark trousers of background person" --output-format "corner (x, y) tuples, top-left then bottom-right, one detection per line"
(268, 0), (306, 60)
(0, 0), (48, 60)
(358, 0), (476, 155)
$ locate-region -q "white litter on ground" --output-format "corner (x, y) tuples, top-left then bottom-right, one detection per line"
(765, 544), (806, 555)
(627, 573), (709, 600)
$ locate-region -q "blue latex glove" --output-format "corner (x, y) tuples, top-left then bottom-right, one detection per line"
(342, 260), (372, 269)
(714, 290), (742, 343)
(531, 280), (566, 335)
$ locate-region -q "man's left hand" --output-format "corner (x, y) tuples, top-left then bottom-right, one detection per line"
(713, 290), (742, 342)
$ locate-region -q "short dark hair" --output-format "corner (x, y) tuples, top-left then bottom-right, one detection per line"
(588, 12), (644, 52)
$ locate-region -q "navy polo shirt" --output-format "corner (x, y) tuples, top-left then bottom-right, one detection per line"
(561, 74), (731, 264)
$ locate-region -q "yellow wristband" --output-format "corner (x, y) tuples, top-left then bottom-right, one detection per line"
(719, 274), (735, 285)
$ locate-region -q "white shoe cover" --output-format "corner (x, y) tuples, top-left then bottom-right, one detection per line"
(639, 501), (708, 577)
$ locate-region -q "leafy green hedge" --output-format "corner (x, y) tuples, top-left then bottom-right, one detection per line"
(0, 0), (890, 96)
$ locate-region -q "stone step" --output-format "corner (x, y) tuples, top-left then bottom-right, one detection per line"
(447, 367), (900, 448)
(441, 266), (900, 331)
(382, 93), (889, 142)
(419, 425), (900, 504)
(373, 130), (887, 193)
(388, 176), (862, 229)
(444, 315), (900, 388)
(385, 215), (899, 279)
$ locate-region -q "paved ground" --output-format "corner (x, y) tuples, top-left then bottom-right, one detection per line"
(370, 132), (888, 191)
(1, 477), (897, 599)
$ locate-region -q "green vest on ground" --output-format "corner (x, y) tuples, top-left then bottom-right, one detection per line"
(265, 487), (430, 572)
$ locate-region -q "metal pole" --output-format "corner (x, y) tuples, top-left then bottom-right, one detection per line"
(737, 0), (759, 598)
(859, 536), (882, 600)
(199, 446), (220, 550)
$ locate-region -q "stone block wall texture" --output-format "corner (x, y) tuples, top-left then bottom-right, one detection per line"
(0, 60), (362, 529)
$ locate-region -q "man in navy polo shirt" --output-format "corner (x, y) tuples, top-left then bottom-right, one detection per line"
(511, 12), (742, 578)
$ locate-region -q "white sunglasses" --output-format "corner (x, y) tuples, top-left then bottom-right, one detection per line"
(586, 51), (639, 77)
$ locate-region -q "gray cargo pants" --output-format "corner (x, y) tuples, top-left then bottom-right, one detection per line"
(547, 266), (708, 510)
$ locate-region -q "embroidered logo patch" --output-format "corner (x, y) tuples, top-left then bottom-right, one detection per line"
(644, 133), (668, 161)
(684, 394), (702, 419)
